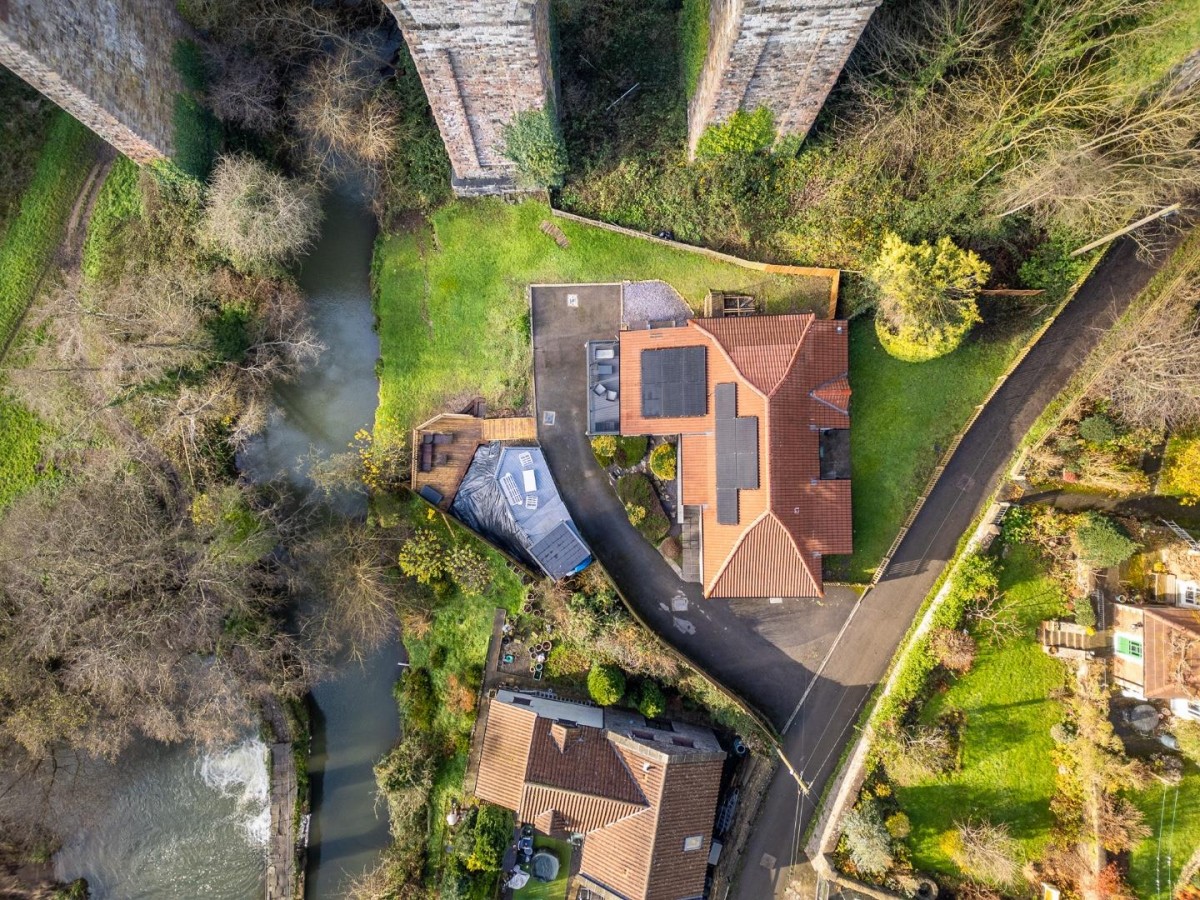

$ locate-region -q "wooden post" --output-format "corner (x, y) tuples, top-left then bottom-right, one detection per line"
(1070, 203), (1182, 257)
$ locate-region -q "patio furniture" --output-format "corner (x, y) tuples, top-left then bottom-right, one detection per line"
(418, 485), (443, 505)
(419, 442), (433, 472)
(593, 383), (606, 396)
(531, 851), (560, 882)
(606, 389), (618, 402)
(432, 432), (454, 445)
(421, 433), (434, 445)
(434, 453), (449, 466)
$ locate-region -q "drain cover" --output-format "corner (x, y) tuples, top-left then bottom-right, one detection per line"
(566, 293), (579, 307)
(542, 411), (556, 426)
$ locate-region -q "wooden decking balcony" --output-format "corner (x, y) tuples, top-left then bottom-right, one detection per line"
(411, 413), (537, 508)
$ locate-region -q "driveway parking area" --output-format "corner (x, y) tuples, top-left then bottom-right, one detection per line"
(529, 283), (860, 728)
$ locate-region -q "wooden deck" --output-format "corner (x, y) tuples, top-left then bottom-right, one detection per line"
(411, 413), (538, 509)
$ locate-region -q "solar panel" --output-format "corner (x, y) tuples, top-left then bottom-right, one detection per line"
(716, 488), (738, 526)
(640, 347), (707, 418)
(714, 382), (759, 523)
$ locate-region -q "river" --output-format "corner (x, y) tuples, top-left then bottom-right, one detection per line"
(55, 189), (400, 899)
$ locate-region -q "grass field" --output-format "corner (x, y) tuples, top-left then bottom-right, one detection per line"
(894, 546), (1071, 876)
(1128, 724), (1200, 900)
(0, 111), (96, 353)
(834, 306), (1052, 582)
(372, 199), (832, 441)
(81, 154), (142, 282)
(0, 394), (46, 511)
(512, 837), (572, 900)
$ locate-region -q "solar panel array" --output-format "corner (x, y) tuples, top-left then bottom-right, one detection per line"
(640, 347), (707, 418)
(715, 382), (759, 525)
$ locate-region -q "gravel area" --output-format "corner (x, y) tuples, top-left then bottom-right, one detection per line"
(622, 280), (693, 329)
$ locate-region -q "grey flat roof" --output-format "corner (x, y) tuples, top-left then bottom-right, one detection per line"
(641, 346), (706, 418)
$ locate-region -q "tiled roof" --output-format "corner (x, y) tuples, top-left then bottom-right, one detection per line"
(1143, 606), (1200, 700)
(471, 695), (725, 900)
(619, 314), (851, 598)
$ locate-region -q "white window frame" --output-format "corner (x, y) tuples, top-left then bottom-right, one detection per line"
(1179, 580), (1199, 609)
(1115, 632), (1144, 661)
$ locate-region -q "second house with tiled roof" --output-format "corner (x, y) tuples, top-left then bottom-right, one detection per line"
(616, 313), (852, 599)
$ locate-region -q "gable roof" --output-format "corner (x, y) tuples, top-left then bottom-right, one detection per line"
(472, 693), (725, 900)
(1143, 606), (1200, 700)
(619, 314), (851, 598)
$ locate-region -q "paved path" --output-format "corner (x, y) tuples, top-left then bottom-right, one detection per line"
(531, 284), (859, 728)
(736, 226), (1194, 899)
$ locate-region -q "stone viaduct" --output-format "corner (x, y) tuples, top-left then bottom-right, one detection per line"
(0, 0), (184, 164)
(0, 0), (876, 192)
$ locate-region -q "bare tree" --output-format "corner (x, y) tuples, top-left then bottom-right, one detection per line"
(930, 626), (977, 673)
(1094, 277), (1200, 430)
(202, 154), (321, 273)
(966, 588), (1022, 642)
(290, 46), (402, 178)
(950, 819), (1022, 887)
(207, 46), (282, 134)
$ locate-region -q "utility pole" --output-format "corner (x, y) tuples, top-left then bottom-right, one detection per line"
(1070, 203), (1181, 257)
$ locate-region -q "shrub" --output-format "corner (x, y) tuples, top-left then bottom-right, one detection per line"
(587, 663), (626, 706)
(501, 106), (567, 188)
(649, 442), (677, 480)
(1073, 512), (1137, 567)
(591, 434), (617, 466)
(869, 232), (991, 363)
(616, 474), (671, 543)
(841, 800), (893, 876)
(885, 812), (911, 840)
(1001, 505), (1035, 544)
(947, 819), (1021, 887)
(878, 720), (958, 786)
(546, 644), (591, 679)
(446, 543), (490, 596)
(929, 627), (976, 674)
(636, 680), (667, 719)
(616, 435), (648, 466)
(202, 155), (320, 272)
(1074, 597), (1097, 628)
(625, 502), (647, 527)
(1163, 435), (1200, 503)
(398, 529), (446, 584)
(696, 108), (775, 159)
(463, 804), (512, 873)
(1078, 414), (1117, 444)
(397, 667), (436, 734)
(679, 0), (711, 99)
(172, 93), (221, 182)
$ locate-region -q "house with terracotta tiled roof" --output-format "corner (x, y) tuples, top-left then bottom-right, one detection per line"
(615, 313), (851, 599)
(472, 690), (726, 900)
(1110, 601), (1200, 721)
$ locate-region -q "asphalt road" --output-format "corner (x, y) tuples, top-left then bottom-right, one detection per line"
(736, 225), (1193, 900)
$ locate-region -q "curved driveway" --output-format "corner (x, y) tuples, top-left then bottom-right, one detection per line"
(529, 227), (1190, 898)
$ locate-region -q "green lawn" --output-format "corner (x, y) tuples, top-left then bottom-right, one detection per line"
(513, 836), (572, 900)
(835, 308), (1051, 582)
(372, 198), (831, 442)
(895, 546), (1071, 876)
(1128, 724), (1200, 900)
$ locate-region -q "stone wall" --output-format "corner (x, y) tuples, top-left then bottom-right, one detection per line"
(688, 0), (879, 157)
(0, 0), (184, 163)
(385, 0), (556, 194)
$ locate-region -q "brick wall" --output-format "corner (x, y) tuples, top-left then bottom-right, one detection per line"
(687, 0), (879, 157)
(385, 0), (556, 194)
(0, 0), (184, 163)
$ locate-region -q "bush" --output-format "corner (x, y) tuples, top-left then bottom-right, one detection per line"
(1073, 512), (1137, 567)
(501, 106), (567, 188)
(885, 812), (911, 840)
(81, 156), (143, 282)
(636, 680), (667, 719)
(696, 108), (775, 159)
(929, 627), (976, 674)
(625, 502), (647, 527)
(649, 442), (677, 480)
(878, 720), (958, 786)
(946, 819), (1021, 887)
(616, 435), (648, 466)
(679, 0), (711, 99)
(463, 804), (512, 873)
(587, 663), (626, 706)
(1001, 505), (1035, 544)
(591, 434), (617, 466)
(202, 155), (320, 272)
(841, 799), (893, 876)
(397, 667), (437, 734)
(1078, 414), (1117, 444)
(869, 232), (991, 363)
(446, 544), (490, 596)
(616, 474), (671, 543)
(399, 529), (446, 584)
(1074, 597), (1097, 629)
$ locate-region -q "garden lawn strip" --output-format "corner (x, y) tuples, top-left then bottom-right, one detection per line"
(1127, 757), (1200, 900)
(893, 546), (1071, 877)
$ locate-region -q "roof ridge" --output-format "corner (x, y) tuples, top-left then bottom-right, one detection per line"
(523, 779), (649, 809)
(763, 509), (822, 595)
(704, 509), (771, 594)
(689, 319), (769, 401)
(809, 372), (851, 415)
(766, 314), (814, 398)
